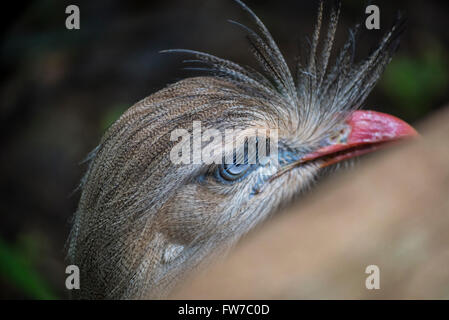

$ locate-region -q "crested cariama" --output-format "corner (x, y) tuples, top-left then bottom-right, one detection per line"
(67, 1), (417, 299)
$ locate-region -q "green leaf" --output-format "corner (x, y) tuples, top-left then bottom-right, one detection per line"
(0, 238), (57, 300)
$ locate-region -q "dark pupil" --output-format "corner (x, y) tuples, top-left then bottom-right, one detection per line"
(217, 137), (267, 182)
(226, 163), (249, 175)
(220, 163), (251, 181)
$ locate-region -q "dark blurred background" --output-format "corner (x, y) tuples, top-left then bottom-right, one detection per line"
(0, 0), (448, 299)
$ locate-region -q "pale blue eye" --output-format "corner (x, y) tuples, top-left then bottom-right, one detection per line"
(214, 137), (266, 183)
(217, 163), (254, 182)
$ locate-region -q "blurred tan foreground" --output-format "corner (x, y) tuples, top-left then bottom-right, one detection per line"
(170, 107), (449, 299)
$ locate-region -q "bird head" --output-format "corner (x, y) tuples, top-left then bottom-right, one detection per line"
(68, 0), (417, 299)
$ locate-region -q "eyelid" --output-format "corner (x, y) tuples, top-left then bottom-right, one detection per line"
(216, 163), (256, 184)
(199, 137), (273, 184)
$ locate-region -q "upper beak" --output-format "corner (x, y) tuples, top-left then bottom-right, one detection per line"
(301, 110), (418, 168)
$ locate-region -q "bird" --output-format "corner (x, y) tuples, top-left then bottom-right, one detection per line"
(67, 0), (417, 299)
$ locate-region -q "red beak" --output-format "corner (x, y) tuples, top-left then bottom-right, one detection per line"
(301, 110), (418, 168)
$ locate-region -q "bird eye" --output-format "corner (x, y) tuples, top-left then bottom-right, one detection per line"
(216, 163), (254, 182)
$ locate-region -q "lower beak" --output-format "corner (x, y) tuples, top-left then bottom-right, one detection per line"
(300, 110), (418, 168)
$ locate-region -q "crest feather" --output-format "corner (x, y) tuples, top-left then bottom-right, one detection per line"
(162, 0), (405, 142)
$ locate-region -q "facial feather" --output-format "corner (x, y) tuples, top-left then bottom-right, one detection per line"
(67, 1), (405, 299)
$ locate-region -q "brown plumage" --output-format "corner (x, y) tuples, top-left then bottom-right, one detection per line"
(67, 1), (413, 299)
